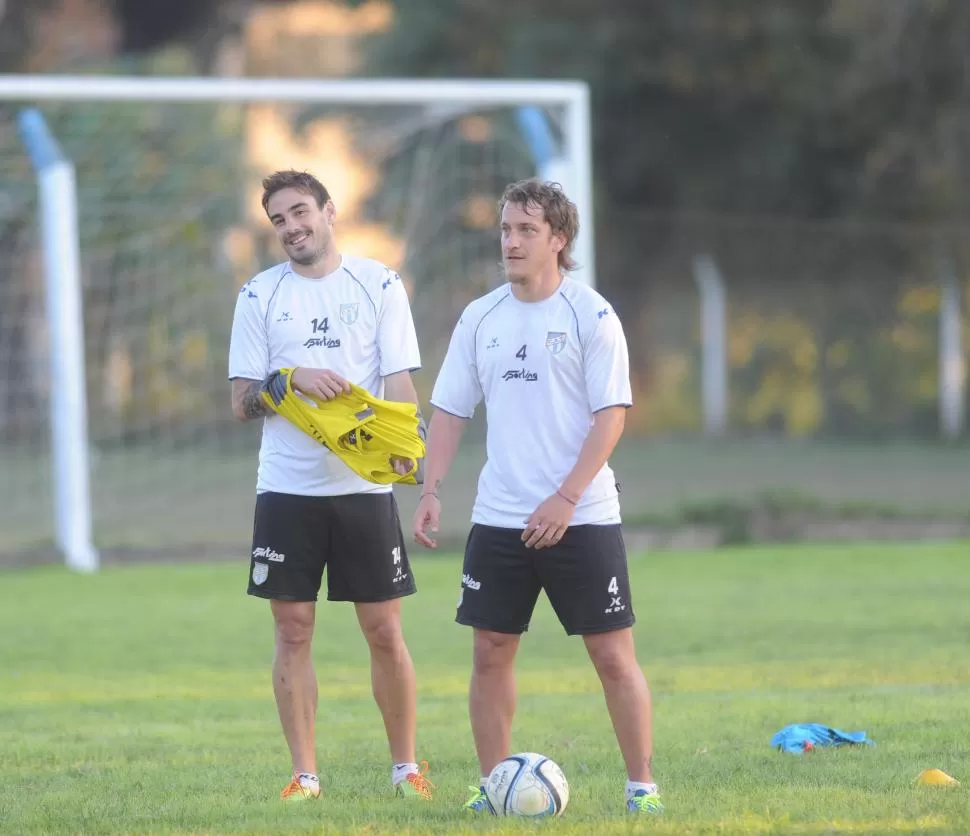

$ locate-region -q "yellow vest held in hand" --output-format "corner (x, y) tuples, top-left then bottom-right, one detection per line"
(260, 368), (425, 486)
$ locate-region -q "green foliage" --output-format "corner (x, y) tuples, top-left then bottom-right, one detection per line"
(346, 1), (970, 222)
(335, 0), (970, 439)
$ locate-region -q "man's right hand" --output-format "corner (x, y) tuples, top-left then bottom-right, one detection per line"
(412, 493), (441, 548)
(291, 367), (351, 401)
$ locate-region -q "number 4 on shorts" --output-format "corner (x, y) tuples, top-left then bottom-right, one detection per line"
(607, 576), (619, 595)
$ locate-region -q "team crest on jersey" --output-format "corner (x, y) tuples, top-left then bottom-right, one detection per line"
(545, 331), (567, 355)
(339, 303), (359, 325)
(252, 563), (268, 585)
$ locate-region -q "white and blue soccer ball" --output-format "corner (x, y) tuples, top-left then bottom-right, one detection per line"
(485, 752), (569, 817)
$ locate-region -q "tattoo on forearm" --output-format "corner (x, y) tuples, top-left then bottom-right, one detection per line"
(241, 380), (272, 419)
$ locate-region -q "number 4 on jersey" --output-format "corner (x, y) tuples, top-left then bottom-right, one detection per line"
(515, 344), (527, 360)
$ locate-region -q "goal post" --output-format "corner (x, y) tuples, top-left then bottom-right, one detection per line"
(18, 108), (99, 573)
(0, 74), (596, 571)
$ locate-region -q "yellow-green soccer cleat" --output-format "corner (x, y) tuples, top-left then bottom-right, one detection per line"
(280, 773), (321, 801)
(463, 785), (496, 814)
(627, 789), (663, 814)
(395, 760), (435, 800)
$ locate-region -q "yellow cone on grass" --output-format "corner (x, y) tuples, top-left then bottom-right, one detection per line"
(916, 768), (960, 787)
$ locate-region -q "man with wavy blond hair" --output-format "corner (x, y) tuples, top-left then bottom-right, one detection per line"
(414, 178), (662, 816)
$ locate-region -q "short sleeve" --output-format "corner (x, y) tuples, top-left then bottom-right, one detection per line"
(378, 271), (422, 376)
(584, 307), (633, 412)
(228, 282), (270, 380)
(430, 313), (484, 419)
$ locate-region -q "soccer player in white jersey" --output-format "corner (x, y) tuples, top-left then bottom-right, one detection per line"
(228, 170), (434, 803)
(412, 179), (662, 815)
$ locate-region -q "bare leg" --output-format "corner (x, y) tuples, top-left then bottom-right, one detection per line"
(271, 600), (318, 775)
(355, 599), (417, 764)
(584, 627), (654, 782)
(469, 629), (521, 776)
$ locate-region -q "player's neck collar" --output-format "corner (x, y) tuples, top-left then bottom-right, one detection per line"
(509, 274), (565, 304)
(288, 253), (343, 281)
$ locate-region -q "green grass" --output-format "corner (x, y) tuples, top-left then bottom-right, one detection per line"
(4, 437), (970, 557)
(2, 541), (968, 834)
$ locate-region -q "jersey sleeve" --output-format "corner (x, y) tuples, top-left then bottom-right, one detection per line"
(377, 270), (422, 376)
(584, 306), (633, 412)
(228, 283), (270, 380)
(430, 312), (483, 419)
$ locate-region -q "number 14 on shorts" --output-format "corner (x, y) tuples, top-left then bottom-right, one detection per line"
(604, 575), (626, 614)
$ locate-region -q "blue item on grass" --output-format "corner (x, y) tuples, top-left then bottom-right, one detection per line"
(771, 723), (874, 754)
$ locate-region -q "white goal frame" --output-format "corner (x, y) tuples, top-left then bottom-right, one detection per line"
(0, 74), (596, 572)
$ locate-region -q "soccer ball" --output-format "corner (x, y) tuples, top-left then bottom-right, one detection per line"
(485, 752), (569, 817)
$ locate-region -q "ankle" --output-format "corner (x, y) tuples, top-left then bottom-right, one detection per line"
(392, 762), (419, 786)
(626, 780), (658, 800)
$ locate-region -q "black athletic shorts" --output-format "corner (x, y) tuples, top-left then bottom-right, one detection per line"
(247, 491), (416, 603)
(455, 523), (635, 636)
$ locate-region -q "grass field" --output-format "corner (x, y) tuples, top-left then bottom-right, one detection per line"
(2, 540), (968, 834)
(4, 437), (970, 559)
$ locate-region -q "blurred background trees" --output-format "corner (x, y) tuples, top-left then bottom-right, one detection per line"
(1, 0), (968, 439)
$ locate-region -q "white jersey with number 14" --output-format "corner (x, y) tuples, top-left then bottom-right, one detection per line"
(228, 256), (421, 497)
(430, 277), (633, 528)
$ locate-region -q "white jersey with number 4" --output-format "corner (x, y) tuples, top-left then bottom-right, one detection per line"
(430, 277), (632, 528)
(228, 256), (421, 497)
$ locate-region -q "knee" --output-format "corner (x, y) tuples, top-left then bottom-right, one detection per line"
(587, 639), (635, 683)
(275, 611), (314, 651)
(361, 617), (404, 655)
(473, 631), (517, 674)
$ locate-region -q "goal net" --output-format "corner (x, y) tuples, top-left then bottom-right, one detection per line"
(0, 77), (593, 568)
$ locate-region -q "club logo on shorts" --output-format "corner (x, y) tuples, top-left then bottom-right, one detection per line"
(545, 331), (567, 355)
(252, 563), (269, 585)
(339, 302), (359, 325)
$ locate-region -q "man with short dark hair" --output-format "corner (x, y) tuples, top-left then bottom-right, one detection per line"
(229, 169), (433, 802)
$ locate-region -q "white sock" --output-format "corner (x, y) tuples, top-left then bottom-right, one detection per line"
(392, 762), (419, 786)
(297, 772), (319, 786)
(626, 780), (658, 801)
(480, 776), (489, 790)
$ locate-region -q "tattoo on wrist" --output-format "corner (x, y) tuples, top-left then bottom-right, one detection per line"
(242, 379), (272, 419)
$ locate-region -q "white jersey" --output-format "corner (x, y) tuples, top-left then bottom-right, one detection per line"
(430, 277), (632, 528)
(228, 256), (421, 496)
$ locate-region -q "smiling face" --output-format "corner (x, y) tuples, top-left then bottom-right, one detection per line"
(265, 186), (335, 269)
(500, 200), (565, 284)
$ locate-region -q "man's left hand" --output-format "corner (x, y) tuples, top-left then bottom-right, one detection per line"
(390, 455), (414, 477)
(522, 492), (576, 549)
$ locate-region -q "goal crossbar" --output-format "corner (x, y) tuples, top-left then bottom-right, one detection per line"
(0, 74), (588, 105)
